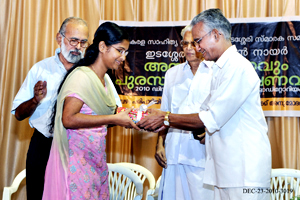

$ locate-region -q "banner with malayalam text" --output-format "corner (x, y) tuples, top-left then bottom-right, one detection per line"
(101, 17), (300, 117)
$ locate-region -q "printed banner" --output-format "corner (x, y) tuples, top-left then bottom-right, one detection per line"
(101, 18), (300, 116)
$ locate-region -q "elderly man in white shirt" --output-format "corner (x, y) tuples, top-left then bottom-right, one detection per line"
(138, 9), (271, 200)
(155, 25), (214, 200)
(11, 17), (90, 200)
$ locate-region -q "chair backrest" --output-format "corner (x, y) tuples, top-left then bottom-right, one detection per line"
(153, 176), (161, 196)
(108, 163), (143, 200)
(271, 168), (300, 200)
(115, 162), (156, 200)
(147, 175), (161, 200)
(2, 169), (26, 200)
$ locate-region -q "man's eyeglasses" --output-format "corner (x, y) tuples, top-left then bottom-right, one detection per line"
(111, 45), (129, 56)
(180, 41), (196, 48)
(60, 32), (89, 48)
(193, 31), (212, 47)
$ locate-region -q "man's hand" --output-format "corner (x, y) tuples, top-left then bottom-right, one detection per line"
(155, 142), (167, 168)
(197, 132), (205, 144)
(33, 81), (47, 104)
(15, 80), (47, 121)
(137, 109), (166, 131)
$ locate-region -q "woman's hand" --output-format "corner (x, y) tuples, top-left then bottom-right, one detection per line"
(114, 108), (140, 130)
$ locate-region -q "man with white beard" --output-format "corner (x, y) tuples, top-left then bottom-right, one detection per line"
(11, 17), (89, 200)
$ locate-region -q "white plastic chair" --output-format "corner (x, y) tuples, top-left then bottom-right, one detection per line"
(108, 163), (143, 200)
(147, 175), (161, 200)
(115, 162), (156, 200)
(271, 168), (300, 200)
(2, 169), (26, 200)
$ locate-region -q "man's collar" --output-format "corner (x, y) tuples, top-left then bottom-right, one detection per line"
(54, 48), (62, 64)
(183, 60), (190, 70)
(54, 48), (67, 70)
(215, 45), (237, 69)
(202, 60), (214, 69)
(184, 59), (214, 70)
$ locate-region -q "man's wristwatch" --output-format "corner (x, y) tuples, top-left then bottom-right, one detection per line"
(164, 111), (170, 126)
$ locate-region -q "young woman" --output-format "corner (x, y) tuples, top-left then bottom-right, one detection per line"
(43, 22), (139, 200)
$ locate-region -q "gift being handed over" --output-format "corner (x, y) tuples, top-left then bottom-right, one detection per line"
(117, 100), (157, 123)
